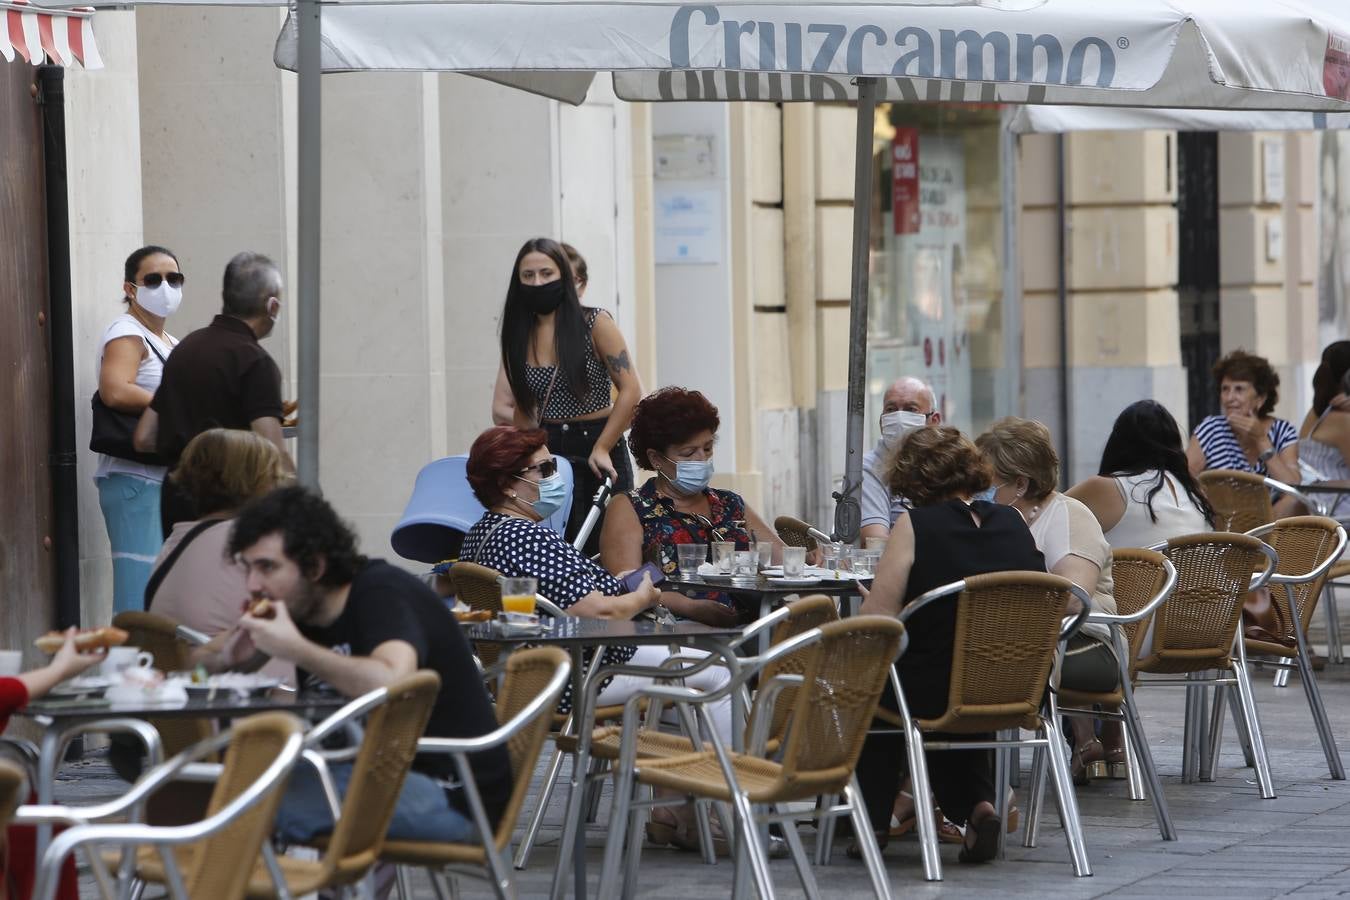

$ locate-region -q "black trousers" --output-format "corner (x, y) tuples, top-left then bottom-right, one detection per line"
(542, 420), (634, 557)
(855, 671), (996, 832)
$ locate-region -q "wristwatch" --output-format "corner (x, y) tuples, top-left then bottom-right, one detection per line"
(1257, 447), (1276, 464)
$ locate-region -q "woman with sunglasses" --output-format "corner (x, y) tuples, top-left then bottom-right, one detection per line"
(599, 386), (786, 626)
(498, 238), (642, 555)
(94, 245), (184, 613)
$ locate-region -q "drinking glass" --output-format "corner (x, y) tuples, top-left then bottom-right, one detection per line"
(712, 541), (735, 574)
(852, 549), (879, 577)
(782, 546), (807, 577)
(501, 576), (538, 615)
(818, 542), (841, 573)
(677, 543), (707, 578)
(755, 541), (774, 570)
(733, 550), (757, 577)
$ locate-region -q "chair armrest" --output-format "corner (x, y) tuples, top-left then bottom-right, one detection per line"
(1087, 558), (1177, 625)
(730, 606), (791, 650)
(534, 594), (567, 618)
(744, 674), (803, 755)
(417, 658), (571, 756)
(301, 688), (385, 748)
(1262, 476), (1318, 513)
(1245, 522), (1347, 585)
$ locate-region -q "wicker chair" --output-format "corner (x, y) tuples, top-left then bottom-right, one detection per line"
(774, 515), (829, 553)
(131, 671), (441, 898)
(1136, 532), (1280, 797)
(111, 611), (214, 759)
(1199, 470), (1345, 669)
(889, 572), (1094, 882)
(381, 647), (570, 898)
(1040, 550), (1178, 842)
(25, 712), (304, 900)
(597, 617), (905, 900)
(1236, 517), (1347, 780)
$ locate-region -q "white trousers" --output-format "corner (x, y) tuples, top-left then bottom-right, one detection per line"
(594, 645), (735, 743)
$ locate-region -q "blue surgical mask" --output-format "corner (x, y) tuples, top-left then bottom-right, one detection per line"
(514, 472), (568, 519)
(663, 455), (713, 495)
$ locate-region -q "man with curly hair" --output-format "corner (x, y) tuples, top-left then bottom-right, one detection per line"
(204, 485), (512, 847)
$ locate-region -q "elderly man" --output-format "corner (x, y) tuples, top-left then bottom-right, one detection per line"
(859, 376), (941, 544)
(134, 251), (294, 535)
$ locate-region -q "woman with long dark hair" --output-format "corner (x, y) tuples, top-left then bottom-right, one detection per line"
(1297, 342), (1350, 513)
(1069, 400), (1215, 546)
(498, 238), (641, 553)
(1066, 400), (1212, 779)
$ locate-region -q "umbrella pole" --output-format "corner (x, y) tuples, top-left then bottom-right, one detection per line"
(296, 0), (321, 488)
(834, 76), (878, 545)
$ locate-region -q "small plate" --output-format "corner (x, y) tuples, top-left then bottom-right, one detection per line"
(49, 676), (111, 699)
(178, 676), (282, 698)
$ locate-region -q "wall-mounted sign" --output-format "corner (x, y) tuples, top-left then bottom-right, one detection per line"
(654, 134), (717, 179)
(892, 127), (920, 235)
(654, 186), (722, 264)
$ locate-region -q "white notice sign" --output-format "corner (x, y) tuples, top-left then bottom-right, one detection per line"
(654, 187), (723, 265)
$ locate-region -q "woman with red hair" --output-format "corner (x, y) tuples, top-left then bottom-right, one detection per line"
(599, 387), (786, 626)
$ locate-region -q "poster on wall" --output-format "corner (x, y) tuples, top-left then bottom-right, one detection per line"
(892, 128), (920, 235)
(654, 185), (723, 264)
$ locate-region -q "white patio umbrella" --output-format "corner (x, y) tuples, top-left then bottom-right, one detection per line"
(41, 0), (1350, 542)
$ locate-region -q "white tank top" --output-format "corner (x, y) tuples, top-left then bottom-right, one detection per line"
(1103, 471), (1209, 550)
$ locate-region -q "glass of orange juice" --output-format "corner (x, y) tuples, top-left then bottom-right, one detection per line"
(501, 577), (538, 616)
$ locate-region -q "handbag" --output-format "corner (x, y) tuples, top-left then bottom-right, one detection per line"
(90, 331), (167, 465)
(1242, 585), (1296, 647)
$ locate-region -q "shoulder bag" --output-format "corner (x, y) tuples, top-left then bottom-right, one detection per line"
(90, 332), (167, 465)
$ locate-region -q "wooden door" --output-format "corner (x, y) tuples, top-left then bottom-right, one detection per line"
(0, 62), (54, 662)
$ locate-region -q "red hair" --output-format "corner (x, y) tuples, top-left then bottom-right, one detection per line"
(466, 426), (548, 507)
(629, 387), (720, 471)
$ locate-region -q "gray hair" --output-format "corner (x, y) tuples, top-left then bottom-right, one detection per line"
(222, 251), (283, 318)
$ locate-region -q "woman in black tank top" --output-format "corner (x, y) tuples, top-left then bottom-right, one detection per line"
(856, 426), (1045, 863)
(497, 239), (642, 554)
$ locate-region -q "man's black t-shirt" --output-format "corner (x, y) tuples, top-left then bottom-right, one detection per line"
(296, 560), (513, 825)
(151, 315), (283, 467)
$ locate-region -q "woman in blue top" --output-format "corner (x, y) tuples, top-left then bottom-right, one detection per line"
(1186, 349), (1301, 492)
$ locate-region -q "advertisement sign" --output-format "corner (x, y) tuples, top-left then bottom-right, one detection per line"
(892, 128), (920, 235)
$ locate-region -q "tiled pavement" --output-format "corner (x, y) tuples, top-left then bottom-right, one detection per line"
(60, 658), (1350, 898)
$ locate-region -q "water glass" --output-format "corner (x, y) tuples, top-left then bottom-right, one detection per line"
(782, 546), (807, 577)
(733, 550), (757, 577)
(853, 549), (880, 577)
(712, 541), (735, 574)
(677, 543), (707, 578)
(818, 542), (842, 573)
(755, 541), (774, 570)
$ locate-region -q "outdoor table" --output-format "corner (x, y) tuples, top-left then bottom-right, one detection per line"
(466, 617), (744, 900)
(18, 690), (347, 861)
(665, 570), (870, 651)
(1301, 482), (1350, 516)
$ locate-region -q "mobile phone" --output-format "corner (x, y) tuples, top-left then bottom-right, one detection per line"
(621, 561), (666, 593)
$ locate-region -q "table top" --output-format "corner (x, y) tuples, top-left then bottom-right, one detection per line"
(665, 571), (868, 597)
(20, 691), (348, 724)
(465, 616), (744, 646)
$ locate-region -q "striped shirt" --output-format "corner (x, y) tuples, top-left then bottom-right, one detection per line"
(1193, 414), (1297, 475)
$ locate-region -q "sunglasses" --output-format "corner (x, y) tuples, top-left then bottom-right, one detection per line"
(519, 457), (559, 479)
(140, 272), (185, 289)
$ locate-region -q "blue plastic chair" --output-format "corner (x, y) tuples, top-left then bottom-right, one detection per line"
(391, 454), (574, 564)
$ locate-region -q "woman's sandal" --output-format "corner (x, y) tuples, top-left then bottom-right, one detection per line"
(1071, 738), (1106, 786)
(957, 813), (1002, 864)
(1103, 745), (1128, 780)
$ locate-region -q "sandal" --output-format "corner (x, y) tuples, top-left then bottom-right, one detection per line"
(1071, 738), (1105, 786)
(1103, 745), (1128, 780)
(958, 813), (1001, 864)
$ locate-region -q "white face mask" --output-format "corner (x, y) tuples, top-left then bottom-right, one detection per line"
(880, 410), (927, 447)
(135, 282), (182, 318)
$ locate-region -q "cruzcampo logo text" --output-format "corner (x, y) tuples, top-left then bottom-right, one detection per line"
(669, 5), (1118, 87)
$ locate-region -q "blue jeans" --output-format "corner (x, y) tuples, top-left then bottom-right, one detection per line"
(275, 762), (479, 845)
(96, 474), (163, 614)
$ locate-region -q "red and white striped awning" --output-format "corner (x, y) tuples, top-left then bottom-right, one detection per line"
(2, 0), (100, 68)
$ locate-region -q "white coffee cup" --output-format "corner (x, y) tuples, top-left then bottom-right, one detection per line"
(0, 651), (22, 677)
(101, 646), (154, 677)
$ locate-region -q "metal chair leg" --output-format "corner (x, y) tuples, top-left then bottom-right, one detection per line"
(1118, 678), (1177, 840)
(693, 799), (717, 866)
(1274, 666), (1291, 688)
(1326, 583), (1344, 664)
(514, 744), (566, 868)
(1181, 678), (1200, 783)
(905, 721), (942, 882)
(993, 733), (1011, 860)
(1202, 682), (1224, 782)
(620, 784), (652, 900)
(1226, 684), (1257, 768)
(1122, 717), (1145, 801)
(1021, 745), (1046, 849)
(845, 778), (893, 900)
(596, 756), (638, 900)
(1232, 643), (1277, 799)
(729, 793), (775, 900)
(778, 807), (822, 900)
(1041, 723), (1093, 877)
(1293, 629), (1346, 779)
(814, 793), (838, 866)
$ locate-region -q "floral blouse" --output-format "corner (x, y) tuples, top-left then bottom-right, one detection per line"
(628, 479), (755, 612)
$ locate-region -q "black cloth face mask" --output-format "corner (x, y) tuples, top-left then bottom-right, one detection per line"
(518, 279), (566, 315)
